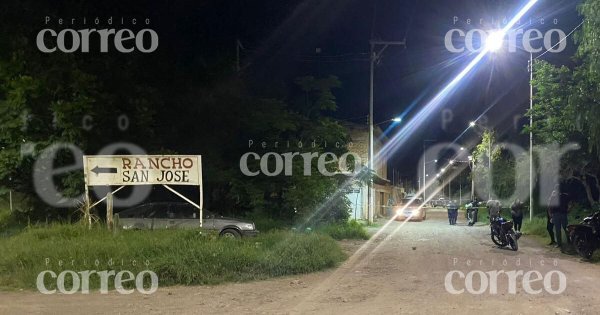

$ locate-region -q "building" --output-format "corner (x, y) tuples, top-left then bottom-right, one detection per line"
(342, 122), (396, 220)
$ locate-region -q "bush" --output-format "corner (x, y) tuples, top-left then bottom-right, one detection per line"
(0, 225), (346, 290)
(317, 220), (369, 240)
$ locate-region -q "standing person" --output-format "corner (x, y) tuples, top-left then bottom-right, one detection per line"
(511, 199), (524, 233)
(546, 191), (556, 246)
(447, 200), (458, 225)
(451, 200), (459, 225)
(549, 185), (570, 249)
(488, 200), (501, 222)
(466, 200), (475, 226)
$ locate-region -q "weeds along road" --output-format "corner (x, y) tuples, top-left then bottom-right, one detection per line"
(2, 209), (600, 315)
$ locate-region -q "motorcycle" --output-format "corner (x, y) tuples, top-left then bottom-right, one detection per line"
(490, 217), (519, 251)
(567, 212), (600, 259)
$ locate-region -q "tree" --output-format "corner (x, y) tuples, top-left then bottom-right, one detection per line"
(524, 0), (600, 207)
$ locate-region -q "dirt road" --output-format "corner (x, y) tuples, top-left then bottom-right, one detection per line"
(2, 209), (600, 314)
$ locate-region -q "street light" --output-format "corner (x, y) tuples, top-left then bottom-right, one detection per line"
(528, 52), (534, 222)
(487, 30), (535, 221)
(374, 116), (402, 126)
(419, 159), (437, 198)
(486, 30), (504, 52)
(468, 155), (475, 201)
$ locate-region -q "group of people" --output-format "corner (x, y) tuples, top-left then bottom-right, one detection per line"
(445, 185), (571, 251)
(449, 198), (524, 232)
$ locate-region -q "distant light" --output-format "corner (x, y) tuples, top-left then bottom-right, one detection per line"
(469, 121), (476, 127)
(449, 160), (455, 165)
(468, 155), (473, 161)
(434, 159), (438, 163)
(460, 147), (465, 151)
(486, 30), (504, 52)
(392, 117), (402, 122)
(441, 168), (446, 172)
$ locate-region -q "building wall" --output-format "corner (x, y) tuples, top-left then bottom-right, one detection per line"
(344, 123), (392, 220)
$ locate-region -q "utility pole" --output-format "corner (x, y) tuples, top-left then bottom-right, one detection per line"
(459, 179), (462, 205)
(468, 155), (475, 201)
(528, 51), (534, 221)
(368, 39), (406, 224)
(9, 189), (13, 213)
(449, 177), (452, 200)
(236, 39), (243, 73)
(423, 142), (426, 201)
(422, 139), (436, 203)
(488, 137), (492, 200)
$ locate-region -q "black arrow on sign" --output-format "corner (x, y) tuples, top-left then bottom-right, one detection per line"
(91, 166), (118, 175)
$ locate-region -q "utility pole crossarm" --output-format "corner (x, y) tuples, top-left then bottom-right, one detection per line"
(369, 39), (407, 46)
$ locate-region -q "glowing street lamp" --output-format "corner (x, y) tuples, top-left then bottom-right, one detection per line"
(374, 116), (403, 126)
(486, 30), (504, 52)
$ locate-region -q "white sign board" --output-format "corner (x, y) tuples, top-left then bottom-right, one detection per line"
(83, 155), (202, 186)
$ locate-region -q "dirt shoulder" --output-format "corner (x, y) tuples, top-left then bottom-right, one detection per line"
(2, 210), (600, 314)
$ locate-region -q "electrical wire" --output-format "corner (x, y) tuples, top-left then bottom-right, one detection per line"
(534, 20), (584, 60)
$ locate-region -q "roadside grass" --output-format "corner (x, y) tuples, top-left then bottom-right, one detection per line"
(520, 213), (600, 262)
(247, 213), (370, 241)
(248, 216), (291, 233)
(0, 199), (24, 238)
(521, 216), (548, 237)
(317, 220), (370, 240)
(0, 224), (346, 291)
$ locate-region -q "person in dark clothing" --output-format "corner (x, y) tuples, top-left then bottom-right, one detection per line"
(546, 189), (556, 245)
(546, 211), (556, 245)
(510, 199), (524, 232)
(548, 187), (570, 248)
(447, 201), (458, 225)
(466, 199), (478, 226)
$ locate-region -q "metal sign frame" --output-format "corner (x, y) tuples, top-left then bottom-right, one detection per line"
(82, 155), (204, 227)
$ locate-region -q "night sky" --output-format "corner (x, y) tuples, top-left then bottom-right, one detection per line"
(228, 0), (582, 179)
(9, 0), (583, 181)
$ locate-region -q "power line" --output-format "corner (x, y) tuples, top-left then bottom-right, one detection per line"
(535, 20), (584, 60)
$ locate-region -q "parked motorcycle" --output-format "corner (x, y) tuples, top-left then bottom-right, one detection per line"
(490, 217), (519, 251)
(567, 212), (600, 259)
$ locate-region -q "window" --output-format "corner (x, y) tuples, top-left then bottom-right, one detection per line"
(147, 204), (170, 218)
(170, 203), (198, 219)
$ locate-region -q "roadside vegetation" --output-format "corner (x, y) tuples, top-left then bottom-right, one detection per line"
(316, 220), (370, 240)
(521, 205), (598, 238)
(0, 194), (370, 291)
(0, 224), (351, 291)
